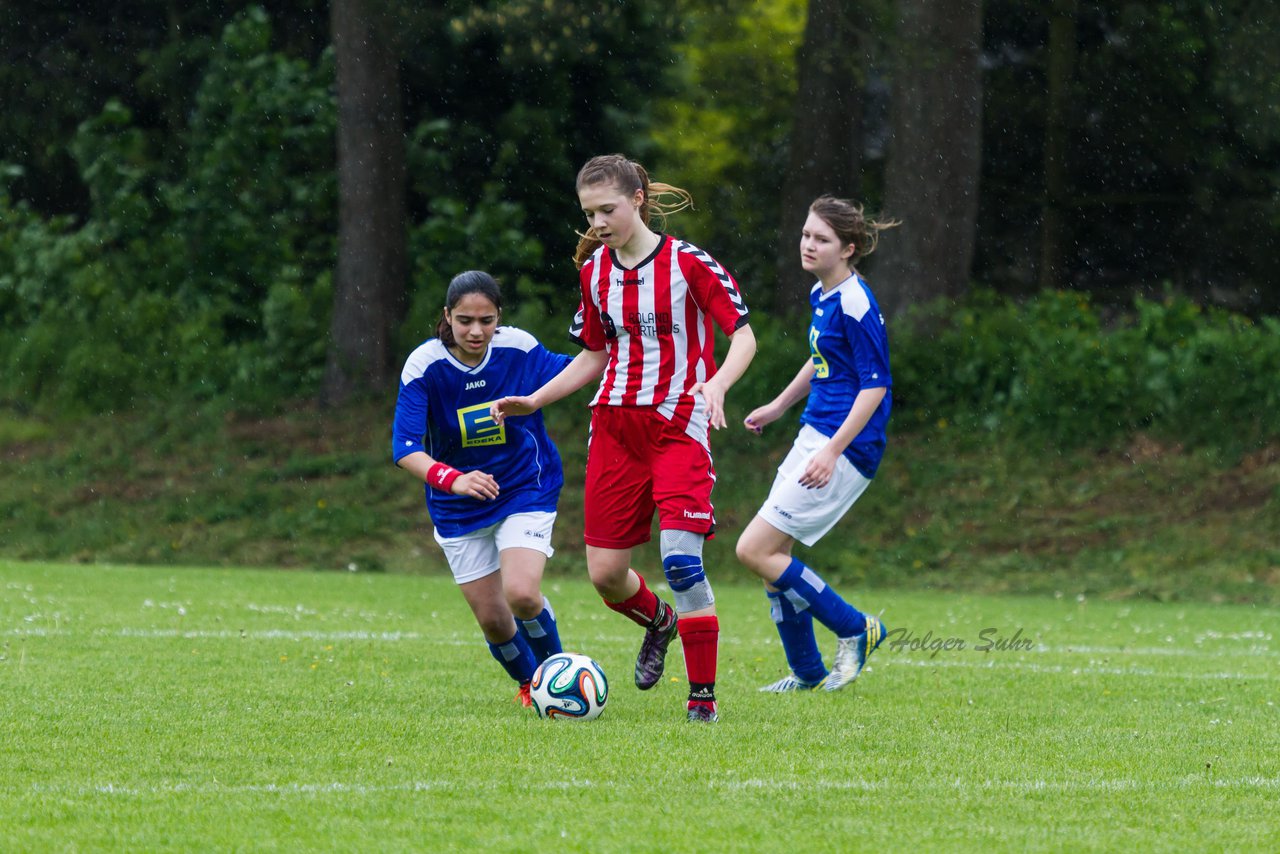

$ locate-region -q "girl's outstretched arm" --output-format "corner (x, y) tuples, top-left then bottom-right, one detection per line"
(490, 348), (608, 424)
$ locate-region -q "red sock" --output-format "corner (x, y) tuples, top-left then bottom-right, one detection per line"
(678, 615), (719, 700)
(603, 571), (660, 628)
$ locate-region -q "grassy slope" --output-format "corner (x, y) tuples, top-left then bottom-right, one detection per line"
(1, 402), (1277, 603)
(2, 562), (1277, 852)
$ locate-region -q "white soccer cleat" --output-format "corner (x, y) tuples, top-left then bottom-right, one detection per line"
(758, 672), (824, 692)
(824, 615), (886, 691)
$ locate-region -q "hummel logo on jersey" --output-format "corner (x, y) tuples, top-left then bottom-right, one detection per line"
(617, 273), (646, 287)
(464, 379), (486, 390)
(683, 509), (712, 520)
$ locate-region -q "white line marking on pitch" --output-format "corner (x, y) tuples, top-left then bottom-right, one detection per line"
(881, 655), (1277, 681)
(114, 628), (425, 642)
(28, 775), (1280, 798)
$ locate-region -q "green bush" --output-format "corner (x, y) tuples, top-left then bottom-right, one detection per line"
(893, 288), (1280, 452)
(0, 8), (337, 414)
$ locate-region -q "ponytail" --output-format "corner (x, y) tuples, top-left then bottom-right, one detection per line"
(808, 196), (900, 265)
(572, 154), (693, 269)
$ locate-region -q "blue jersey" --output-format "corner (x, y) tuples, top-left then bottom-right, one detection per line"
(392, 327), (572, 537)
(800, 274), (892, 478)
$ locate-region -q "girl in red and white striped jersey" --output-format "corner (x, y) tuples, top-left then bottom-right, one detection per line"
(492, 154), (756, 722)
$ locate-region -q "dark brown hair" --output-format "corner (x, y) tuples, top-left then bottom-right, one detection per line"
(435, 270), (502, 346)
(809, 195), (900, 265)
(572, 154), (694, 269)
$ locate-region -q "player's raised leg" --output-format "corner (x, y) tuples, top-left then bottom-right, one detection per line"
(589, 545), (679, 691)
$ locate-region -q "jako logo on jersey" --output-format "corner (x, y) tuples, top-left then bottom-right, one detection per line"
(465, 379), (486, 390)
(457, 402), (505, 448)
(683, 509), (712, 520)
(772, 506), (794, 520)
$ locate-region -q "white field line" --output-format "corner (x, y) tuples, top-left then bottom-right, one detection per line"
(116, 627), (426, 642)
(878, 655), (1280, 681)
(3, 627), (425, 642)
(5, 627), (1278, 678)
(4, 625), (1277, 655)
(1034, 644), (1275, 658)
(25, 775), (1280, 799)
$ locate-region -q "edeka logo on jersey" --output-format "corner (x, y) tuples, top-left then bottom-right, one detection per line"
(457, 402), (506, 447)
(808, 326), (830, 379)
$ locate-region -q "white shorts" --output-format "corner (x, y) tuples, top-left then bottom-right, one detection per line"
(433, 511), (557, 585)
(757, 424), (872, 547)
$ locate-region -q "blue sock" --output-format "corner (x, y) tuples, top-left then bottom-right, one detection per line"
(517, 598), (562, 664)
(766, 589), (828, 684)
(773, 557), (867, 639)
(487, 627), (538, 684)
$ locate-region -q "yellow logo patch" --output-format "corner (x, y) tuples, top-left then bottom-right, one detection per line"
(809, 326), (830, 379)
(458, 402), (505, 447)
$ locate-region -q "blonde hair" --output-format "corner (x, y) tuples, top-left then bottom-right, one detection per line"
(573, 154), (693, 269)
(809, 195), (900, 265)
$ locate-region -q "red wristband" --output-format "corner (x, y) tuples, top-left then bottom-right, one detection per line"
(426, 462), (462, 493)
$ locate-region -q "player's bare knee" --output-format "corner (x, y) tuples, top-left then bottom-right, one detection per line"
(586, 561), (628, 595)
(506, 588), (543, 620)
(734, 535), (758, 569)
(477, 611), (515, 640)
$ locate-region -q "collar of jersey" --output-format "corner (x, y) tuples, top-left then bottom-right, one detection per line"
(816, 272), (858, 300)
(608, 233), (667, 272)
(444, 344), (492, 374)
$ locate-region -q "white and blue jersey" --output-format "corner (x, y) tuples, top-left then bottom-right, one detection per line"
(800, 274), (892, 478)
(392, 327), (572, 538)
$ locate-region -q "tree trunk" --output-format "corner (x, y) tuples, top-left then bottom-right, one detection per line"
(1039, 0), (1079, 290)
(323, 0), (407, 406)
(775, 0), (875, 316)
(874, 0), (984, 318)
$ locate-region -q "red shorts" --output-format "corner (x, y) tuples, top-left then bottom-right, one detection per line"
(583, 405), (717, 549)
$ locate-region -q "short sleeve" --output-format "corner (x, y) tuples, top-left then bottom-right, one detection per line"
(845, 312), (891, 389)
(568, 258), (608, 350)
(391, 376), (430, 463)
(677, 247), (750, 336)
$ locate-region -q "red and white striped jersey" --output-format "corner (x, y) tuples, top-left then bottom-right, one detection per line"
(570, 235), (750, 439)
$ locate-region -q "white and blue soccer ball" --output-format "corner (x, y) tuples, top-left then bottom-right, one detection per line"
(529, 652), (608, 721)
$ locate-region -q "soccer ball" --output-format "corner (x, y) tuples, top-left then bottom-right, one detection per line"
(529, 652), (608, 720)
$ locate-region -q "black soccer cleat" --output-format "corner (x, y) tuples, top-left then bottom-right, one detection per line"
(635, 601), (678, 690)
(686, 700), (718, 723)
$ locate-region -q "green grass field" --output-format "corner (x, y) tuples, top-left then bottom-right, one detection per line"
(3, 560), (1277, 852)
